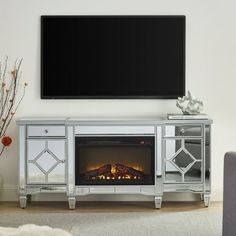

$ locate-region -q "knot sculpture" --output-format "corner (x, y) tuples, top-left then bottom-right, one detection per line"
(176, 91), (203, 115)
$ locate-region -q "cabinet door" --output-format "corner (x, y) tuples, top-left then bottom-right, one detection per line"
(27, 139), (66, 184)
(164, 138), (203, 183)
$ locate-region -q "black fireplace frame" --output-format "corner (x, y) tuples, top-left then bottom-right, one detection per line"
(75, 136), (156, 186)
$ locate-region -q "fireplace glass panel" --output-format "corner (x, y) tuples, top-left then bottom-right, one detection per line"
(75, 137), (155, 185)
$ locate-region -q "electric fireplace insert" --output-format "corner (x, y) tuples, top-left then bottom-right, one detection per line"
(75, 136), (155, 185)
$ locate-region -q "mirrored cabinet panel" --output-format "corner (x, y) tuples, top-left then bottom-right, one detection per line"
(164, 138), (203, 183)
(27, 139), (66, 184)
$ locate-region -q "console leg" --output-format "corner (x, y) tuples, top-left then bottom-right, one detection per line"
(200, 193), (204, 201)
(154, 196), (162, 209)
(204, 194), (210, 207)
(19, 196), (27, 209)
(68, 197), (76, 210)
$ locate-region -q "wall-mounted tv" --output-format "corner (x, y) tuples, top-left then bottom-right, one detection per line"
(41, 15), (185, 99)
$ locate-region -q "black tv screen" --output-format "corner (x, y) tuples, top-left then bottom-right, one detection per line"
(41, 16), (185, 99)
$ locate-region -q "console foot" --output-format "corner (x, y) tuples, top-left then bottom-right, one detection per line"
(68, 197), (76, 210)
(154, 196), (162, 209)
(200, 193), (204, 201)
(19, 196), (27, 209)
(204, 194), (210, 207)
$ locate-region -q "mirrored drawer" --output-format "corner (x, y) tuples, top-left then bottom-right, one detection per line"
(28, 125), (66, 137)
(165, 125), (202, 137)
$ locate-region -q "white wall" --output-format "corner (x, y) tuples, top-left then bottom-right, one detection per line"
(0, 0), (236, 201)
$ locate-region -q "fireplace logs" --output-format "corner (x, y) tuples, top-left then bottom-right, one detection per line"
(83, 164), (111, 178)
(83, 164), (144, 180)
(115, 163), (144, 177)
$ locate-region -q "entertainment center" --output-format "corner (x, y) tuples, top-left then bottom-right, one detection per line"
(17, 117), (212, 209)
(16, 15), (213, 209)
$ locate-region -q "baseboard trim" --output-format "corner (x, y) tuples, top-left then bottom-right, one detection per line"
(0, 186), (19, 201)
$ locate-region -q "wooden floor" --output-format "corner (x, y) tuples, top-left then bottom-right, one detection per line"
(0, 201), (222, 213)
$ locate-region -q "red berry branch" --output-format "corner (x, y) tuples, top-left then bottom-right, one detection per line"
(0, 57), (27, 156)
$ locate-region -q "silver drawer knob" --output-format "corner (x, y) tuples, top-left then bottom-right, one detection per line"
(61, 159), (66, 163)
(44, 129), (48, 134)
(180, 128), (185, 135)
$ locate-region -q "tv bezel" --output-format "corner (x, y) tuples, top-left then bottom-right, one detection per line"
(41, 15), (186, 99)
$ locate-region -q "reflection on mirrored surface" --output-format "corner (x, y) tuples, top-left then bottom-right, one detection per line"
(28, 163), (45, 183)
(48, 163), (66, 183)
(205, 125), (211, 191)
(36, 151), (57, 172)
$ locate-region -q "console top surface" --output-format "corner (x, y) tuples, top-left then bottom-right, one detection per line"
(16, 117), (213, 125)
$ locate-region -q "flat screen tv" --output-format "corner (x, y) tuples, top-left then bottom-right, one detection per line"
(41, 16), (185, 99)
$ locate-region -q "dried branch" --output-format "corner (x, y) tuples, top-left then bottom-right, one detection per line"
(0, 146), (5, 156)
(2, 85), (26, 138)
(2, 56), (8, 83)
(0, 57), (27, 154)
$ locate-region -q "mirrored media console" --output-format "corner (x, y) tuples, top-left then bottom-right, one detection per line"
(17, 117), (212, 209)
